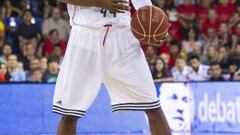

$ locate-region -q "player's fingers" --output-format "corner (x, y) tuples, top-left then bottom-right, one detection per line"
(112, 0), (129, 4)
(111, 9), (125, 13)
(113, 3), (130, 11)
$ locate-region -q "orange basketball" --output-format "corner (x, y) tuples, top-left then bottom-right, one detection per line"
(131, 6), (171, 45)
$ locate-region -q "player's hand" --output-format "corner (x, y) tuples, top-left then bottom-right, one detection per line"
(99, 0), (130, 13)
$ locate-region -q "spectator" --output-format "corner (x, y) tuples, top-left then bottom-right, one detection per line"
(168, 14), (185, 41)
(42, 29), (66, 57)
(17, 9), (41, 47)
(43, 59), (59, 83)
(26, 58), (40, 81)
(202, 45), (218, 65)
(18, 42), (37, 70)
(159, 53), (171, 68)
(6, 54), (26, 82)
(152, 57), (173, 82)
(0, 63), (7, 82)
(145, 46), (157, 70)
(177, 0), (196, 22)
(0, 43), (12, 64)
(229, 44), (240, 67)
(187, 54), (210, 81)
(196, 0), (212, 25)
(40, 57), (48, 73)
(51, 45), (64, 64)
(209, 62), (226, 81)
(215, 0), (235, 22)
(42, 0), (53, 19)
(17, 61), (24, 71)
(227, 62), (239, 80)
(202, 28), (218, 55)
(182, 27), (202, 54)
(168, 40), (181, 68)
(233, 69), (240, 81)
(218, 23), (232, 47)
(191, 44), (202, 59)
(29, 68), (43, 82)
(201, 9), (220, 35)
(232, 22), (240, 50)
(42, 7), (70, 41)
(3, 0), (22, 18)
(171, 56), (193, 81)
(0, 21), (5, 49)
(218, 46), (229, 71)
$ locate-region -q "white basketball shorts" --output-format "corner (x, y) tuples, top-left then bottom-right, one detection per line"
(53, 24), (160, 118)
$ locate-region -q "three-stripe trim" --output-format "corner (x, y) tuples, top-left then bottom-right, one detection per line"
(53, 105), (86, 118)
(112, 100), (161, 112)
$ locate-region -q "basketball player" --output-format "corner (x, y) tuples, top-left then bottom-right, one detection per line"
(53, 0), (171, 135)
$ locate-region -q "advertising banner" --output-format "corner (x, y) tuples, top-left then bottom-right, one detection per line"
(1, 82), (240, 134)
(191, 82), (240, 133)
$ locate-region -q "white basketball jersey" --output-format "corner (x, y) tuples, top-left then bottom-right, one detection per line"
(67, 3), (131, 28)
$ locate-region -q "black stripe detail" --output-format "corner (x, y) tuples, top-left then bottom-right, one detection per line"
(53, 107), (85, 115)
(53, 105), (86, 113)
(112, 102), (160, 109)
(53, 110), (83, 118)
(112, 104), (161, 112)
(112, 103), (160, 110)
(111, 100), (160, 108)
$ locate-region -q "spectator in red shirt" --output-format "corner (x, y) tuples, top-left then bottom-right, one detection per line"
(228, 0), (237, 12)
(196, 0), (212, 25)
(0, 63), (7, 82)
(215, 0), (235, 22)
(168, 40), (181, 68)
(177, 0), (197, 22)
(201, 9), (220, 35)
(42, 29), (66, 57)
(169, 19), (184, 41)
(229, 13), (240, 34)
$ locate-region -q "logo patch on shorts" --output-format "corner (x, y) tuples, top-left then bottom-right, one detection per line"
(56, 100), (62, 105)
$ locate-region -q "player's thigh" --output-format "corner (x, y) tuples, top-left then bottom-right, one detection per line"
(53, 26), (104, 117)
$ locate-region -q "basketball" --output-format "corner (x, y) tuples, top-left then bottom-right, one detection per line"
(131, 6), (171, 45)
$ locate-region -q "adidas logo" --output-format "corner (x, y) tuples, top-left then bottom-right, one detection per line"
(56, 100), (62, 105)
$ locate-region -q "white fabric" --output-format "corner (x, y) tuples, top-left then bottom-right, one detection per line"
(171, 66), (193, 82)
(67, 4), (131, 28)
(67, 0), (152, 28)
(53, 25), (160, 116)
(188, 65), (210, 81)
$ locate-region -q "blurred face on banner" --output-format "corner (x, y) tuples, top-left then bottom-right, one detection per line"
(159, 83), (192, 131)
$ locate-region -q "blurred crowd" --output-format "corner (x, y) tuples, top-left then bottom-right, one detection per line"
(146, 0), (240, 82)
(0, 0), (67, 83)
(0, 0), (240, 83)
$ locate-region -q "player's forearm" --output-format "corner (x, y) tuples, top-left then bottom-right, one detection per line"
(58, 0), (100, 7)
(58, 0), (130, 13)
